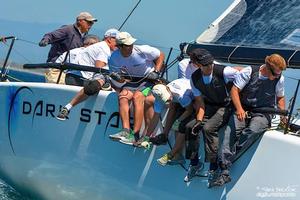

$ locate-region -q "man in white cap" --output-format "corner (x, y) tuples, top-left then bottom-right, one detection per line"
(108, 31), (165, 145)
(148, 78), (195, 166)
(71, 28), (119, 82)
(56, 28), (119, 120)
(39, 11), (97, 63)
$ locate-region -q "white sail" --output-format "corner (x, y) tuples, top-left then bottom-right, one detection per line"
(197, 0), (300, 49)
(197, 0), (246, 43)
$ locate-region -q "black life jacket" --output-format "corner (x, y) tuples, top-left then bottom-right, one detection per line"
(191, 64), (232, 106)
(240, 65), (280, 109)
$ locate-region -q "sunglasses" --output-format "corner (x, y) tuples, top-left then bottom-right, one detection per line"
(84, 20), (94, 25)
(120, 44), (133, 48)
(268, 65), (281, 77)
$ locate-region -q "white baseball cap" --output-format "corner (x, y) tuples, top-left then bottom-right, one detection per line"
(151, 84), (171, 103)
(104, 28), (120, 38)
(116, 32), (137, 45)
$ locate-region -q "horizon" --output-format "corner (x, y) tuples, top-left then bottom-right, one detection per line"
(0, 0), (233, 66)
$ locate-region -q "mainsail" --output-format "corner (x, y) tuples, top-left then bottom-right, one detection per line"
(184, 0), (300, 68)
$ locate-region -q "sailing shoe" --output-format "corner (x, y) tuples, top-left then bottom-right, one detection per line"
(109, 129), (130, 141)
(56, 107), (69, 121)
(168, 154), (186, 166)
(157, 153), (172, 166)
(184, 162), (205, 182)
(208, 170), (231, 188)
(149, 133), (167, 145)
(133, 136), (150, 147)
(120, 132), (138, 145)
(207, 170), (221, 188)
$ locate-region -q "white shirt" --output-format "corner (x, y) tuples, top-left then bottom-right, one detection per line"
(154, 78), (193, 113)
(177, 58), (198, 79)
(76, 41), (111, 79)
(109, 45), (160, 76)
(191, 66), (239, 97)
(233, 65), (285, 97)
(55, 47), (84, 63)
(55, 47), (85, 76)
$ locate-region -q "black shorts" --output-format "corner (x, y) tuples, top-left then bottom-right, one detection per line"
(178, 114), (196, 134)
(65, 73), (87, 86)
(171, 103), (196, 134)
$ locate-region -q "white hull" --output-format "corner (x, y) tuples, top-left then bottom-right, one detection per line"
(0, 82), (299, 200)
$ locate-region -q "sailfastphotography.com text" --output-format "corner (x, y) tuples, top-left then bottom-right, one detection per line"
(256, 185), (298, 198)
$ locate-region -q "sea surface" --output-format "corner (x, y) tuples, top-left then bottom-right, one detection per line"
(6, 69), (45, 83)
(0, 181), (31, 200)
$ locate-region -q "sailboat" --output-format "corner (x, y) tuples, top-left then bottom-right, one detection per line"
(1, 0), (300, 199)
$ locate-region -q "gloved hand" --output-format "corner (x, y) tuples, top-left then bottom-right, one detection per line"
(278, 117), (289, 130)
(191, 120), (203, 136)
(39, 39), (48, 47)
(147, 70), (160, 80)
(110, 72), (125, 83)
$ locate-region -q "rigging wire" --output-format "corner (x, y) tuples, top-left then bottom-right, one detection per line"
(17, 38), (39, 46)
(1, 38), (37, 63)
(118, 0), (142, 31)
(3, 36), (178, 68)
(1, 37), (42, 81)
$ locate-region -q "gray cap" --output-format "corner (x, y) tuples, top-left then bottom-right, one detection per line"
(77, 12), (97, 22)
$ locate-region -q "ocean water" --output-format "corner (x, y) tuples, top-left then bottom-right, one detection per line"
(6, 69), (45, 83)
(0, 181), (31, 200)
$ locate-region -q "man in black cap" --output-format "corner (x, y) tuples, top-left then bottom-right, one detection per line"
(183, 48), (240, 188)
(39, 11), (97, 63)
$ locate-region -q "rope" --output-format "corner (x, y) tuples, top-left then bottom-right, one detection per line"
(17, 38), (39, 46)
(165, 57), (180, 70)
(109, 66), (149, 84)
